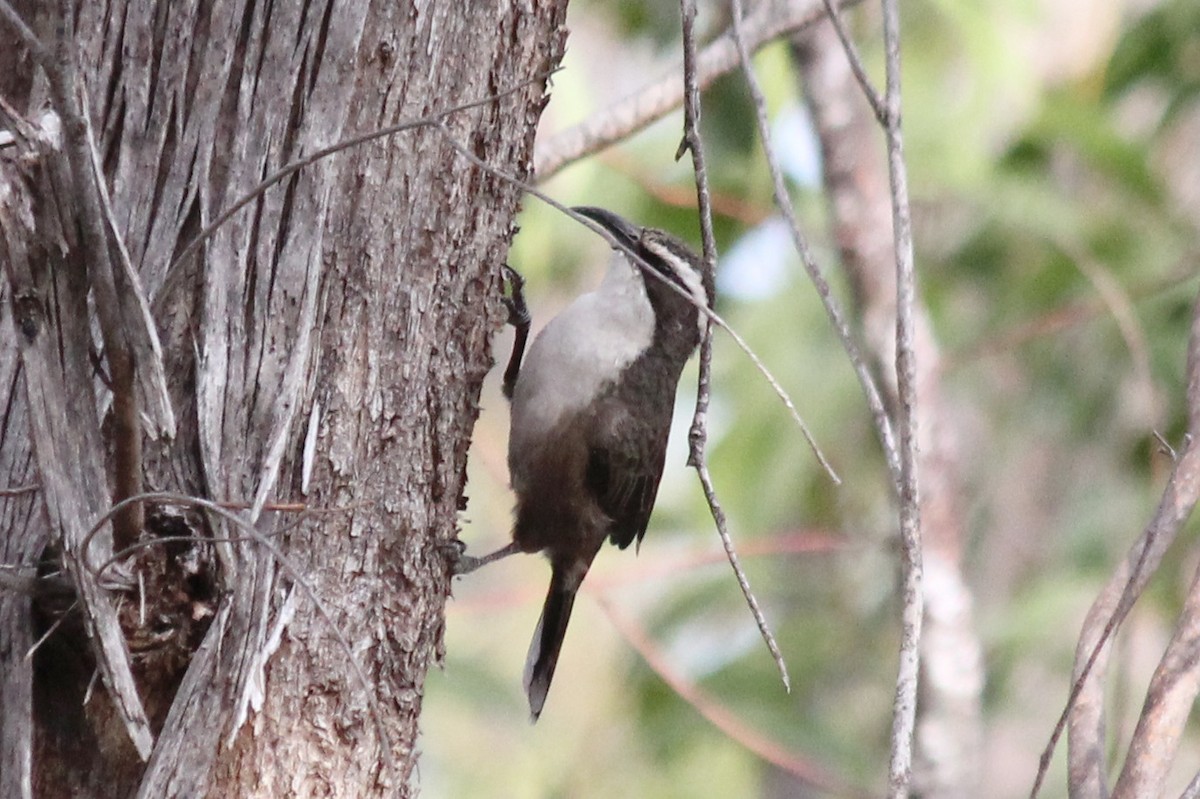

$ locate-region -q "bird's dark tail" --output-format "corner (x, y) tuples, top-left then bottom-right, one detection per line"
(523, 562), (585, 722)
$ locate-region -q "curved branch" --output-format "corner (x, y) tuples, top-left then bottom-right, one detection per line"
(1031, 286), (1200, 798)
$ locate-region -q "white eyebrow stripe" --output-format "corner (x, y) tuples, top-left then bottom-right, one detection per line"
(643, 238), (709, 339)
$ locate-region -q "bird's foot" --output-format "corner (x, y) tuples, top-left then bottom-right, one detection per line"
(439, 535), (518, 573)
(443, 540), (521, 576)
(502, 265), (530, 330)
(439, 539), (476, 576)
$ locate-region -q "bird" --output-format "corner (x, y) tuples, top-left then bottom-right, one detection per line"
(454, 206), (709, 721)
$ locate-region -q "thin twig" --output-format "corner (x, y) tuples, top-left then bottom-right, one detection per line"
(82, 668), (99, 706)
(797, 19), (981, 794)
(0, 1), (51, 67)
(24, 599), (81, 661)
(675, 0), (720, 273)
(679, 0), (790, 693)
(0, 483), (40, 497)
(725, 0), (900, 490)
(167, 71), (553, 276)
(700, 461), (791, 690)
(877, 0), (924, 792)
(677, 0), (718, 472)
(817, 0), (886, 122)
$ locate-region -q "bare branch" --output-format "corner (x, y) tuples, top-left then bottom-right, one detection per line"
(817, 0), (886, 122)
(536, 0), (859, 181)
(725, 6), (932, 768)
(1030, 286), (1200, 799)
(878, 0), (925, 789)
(725, 0), (899, 489)
(1112, 552), (1200, 798)
(794, 17), (982, 796)
(679, 0), (791, 693)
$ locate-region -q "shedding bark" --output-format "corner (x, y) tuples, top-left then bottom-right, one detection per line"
(0, 1), (567, 797)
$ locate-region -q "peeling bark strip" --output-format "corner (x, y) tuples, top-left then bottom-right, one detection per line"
(0, 1), (568, 797)
(1, 109), (155, 770)
(0, 136), (52, 799)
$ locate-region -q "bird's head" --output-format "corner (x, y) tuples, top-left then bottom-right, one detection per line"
(571, 206), (710, 346)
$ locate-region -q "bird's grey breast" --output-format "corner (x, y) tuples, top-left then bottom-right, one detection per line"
(510, 254), (655, 446)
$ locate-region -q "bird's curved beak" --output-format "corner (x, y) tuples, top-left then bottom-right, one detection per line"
(571, 206), (641, 251)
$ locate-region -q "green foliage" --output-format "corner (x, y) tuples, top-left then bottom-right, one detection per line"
(1105, 0), (1200, 120)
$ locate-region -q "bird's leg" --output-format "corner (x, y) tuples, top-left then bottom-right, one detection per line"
(446, 540), (521, 576)
(444, 268), (529, 578)
(501, 265), (530, 401)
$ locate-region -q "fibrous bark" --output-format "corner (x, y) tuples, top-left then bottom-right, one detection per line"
(0, 1), (568, 797)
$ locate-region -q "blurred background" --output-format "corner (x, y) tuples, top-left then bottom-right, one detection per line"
(421, 0), (1200, 795)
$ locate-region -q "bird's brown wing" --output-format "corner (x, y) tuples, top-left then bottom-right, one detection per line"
(585, 401), (671, 551)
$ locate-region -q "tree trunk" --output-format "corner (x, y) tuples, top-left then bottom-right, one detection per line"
(0, 2), (567, 796)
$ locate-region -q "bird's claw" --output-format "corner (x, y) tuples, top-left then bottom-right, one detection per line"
(438, 539), (481, 577)
(502, 265), (530, 329)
